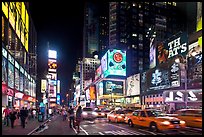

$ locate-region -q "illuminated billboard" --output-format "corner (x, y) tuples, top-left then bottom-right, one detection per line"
(85, 88), (90, 101)
(57, 80), (60, 94)
(89, 86), (96, 100)
(187, 53), (202, 89)
(95, 65), (102, 80)
(101, 49), (126, 77)
(57, 94), (60, 104)
(41, 79), (47, 93)
(126, 74), (140, 96)
(141, 58), (181, 94)
(156, 32), (188, 65)
(47, 73), (57, 80)
(48, 50), (57, 59)
(48, 59), (57, 72)
(2, 2), (29, 52)
(8, 62), (14, 89)
(103, 80), (124, 96)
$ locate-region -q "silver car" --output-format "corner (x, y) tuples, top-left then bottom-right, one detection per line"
(82, 107), (97, 120)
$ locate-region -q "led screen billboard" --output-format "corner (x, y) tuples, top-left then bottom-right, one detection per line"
(89, 86), (96, 100)
(48, 59), (57, 72)
(15, 68), (20, 91)
(41, 79), (47, 93)
(48, 50), (57, 59)
(19, 72), (24, 92)
(126, 74), (140, 96)
(2, 57), (7, 85)
(103, 80), (123, 96)
(141, 59), (181, 94)
(187, 53), (202, 89)
(8, 62), (14, 88)
(156, 32), (188, 65)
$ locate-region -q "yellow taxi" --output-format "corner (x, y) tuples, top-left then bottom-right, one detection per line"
(174, 109), (202, 128)
(107, 110), (126, 123)
(124, 109), (186, 132)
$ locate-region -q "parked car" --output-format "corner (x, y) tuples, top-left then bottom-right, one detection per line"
(82, 107), (96, 120)
(107, 110), (126, 123)
(124, 109), (186, 132)
(173, 109), (202, 128)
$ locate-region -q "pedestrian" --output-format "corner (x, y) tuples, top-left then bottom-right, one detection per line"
(20, 107), (27, 128)
(61, 108), (67, 121)
(68, 106), (75, 128)
(75, 106), (82, 133)
(25, 107), (29, 124)
(9, 108), (17, 128)
(3, 106), (11, 126)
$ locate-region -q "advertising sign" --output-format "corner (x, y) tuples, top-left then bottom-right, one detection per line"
(126, 74), (140, 96)
(149, 37), (157, 69)
(103, 49), (126, 77)
(41, 79), (47, 93)
(156, 32), (188, 65)
(187, 90), (202, 102)
(48, 73), (57, 80)
(188, 53), (202, 89)
(57, 80), (60, 94)
(15, 68), (20, 91)
(98, 82), (103, 96)
(2, 57), (7, 85)
(95, 65), (102, 80)
(48, 59), (57, 72)
(75, 84), (80, 98)
(8, 62), (14, 88)
(141, 59), (181, 94)
(89, 86), (96, 100)
(48, 50), (57, 59)
(101, 52), (108, 73)
(164, 91), (185, 102)
(19, 72), (24, 92)
(103, 80), (123, 95)
(85, 88), (90, 101)
(57, 94), (60, 104)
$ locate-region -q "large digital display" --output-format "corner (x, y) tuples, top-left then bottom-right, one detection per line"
(15, 68), (20, 91)
(57, 80), (60, 94)
(8, 62), (14, 88)
(57, 94), (60, 104)
(126, 74), (140, 96)
(48, 59), (57, 72)
(19, 72), (24, 92)
(41, 79), (47, 93)
(48, 50), (57, 59)
(89, 86), (96, 100)
(187, 53), (202, 89)
(156, 32), (188, 65)
(47, 72), (57, 80)
(85, 88), (90, 101)
(98, 82), (103, 96)
(102, 49), (126, 77)
(2, 57), (7, 85)
(149, 37), (157, 69)
(2, 2), (29, 52)
(95, 65), (102, 80)
(103, 80), (123, 96)
(141, 59), (181, 94)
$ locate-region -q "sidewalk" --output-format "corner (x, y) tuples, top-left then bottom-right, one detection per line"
(2, 115), (53, 135)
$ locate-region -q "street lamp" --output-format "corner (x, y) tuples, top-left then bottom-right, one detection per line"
(175, 51), (196, 109)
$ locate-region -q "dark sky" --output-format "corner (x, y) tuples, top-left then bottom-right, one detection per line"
(29, 1), (85, 101)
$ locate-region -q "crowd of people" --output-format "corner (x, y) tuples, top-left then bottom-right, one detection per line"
(3, 105), (83, 133)
(2, 106), (37, 129)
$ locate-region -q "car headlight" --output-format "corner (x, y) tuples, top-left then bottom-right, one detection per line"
(180, 120), (185, 124)
(118, 116), (122, 119)
(92, 112), (98, 116)
(161, 121), (171, 125)
(101, 113), (105, 115)
(82, 112), (87, 115)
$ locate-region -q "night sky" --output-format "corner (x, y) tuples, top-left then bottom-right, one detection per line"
(29, 1), (85, 101)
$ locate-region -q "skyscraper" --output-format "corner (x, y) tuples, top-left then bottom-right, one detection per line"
(109, 2), (185, 76)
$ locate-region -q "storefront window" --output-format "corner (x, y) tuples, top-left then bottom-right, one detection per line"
(8, 62), (14, 89)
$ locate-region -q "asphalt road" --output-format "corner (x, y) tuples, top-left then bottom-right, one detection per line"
(32, 115), (202, 135)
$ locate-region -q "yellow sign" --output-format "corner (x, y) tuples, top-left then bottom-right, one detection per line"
(41, 79), (47, 93)
(2, 2), (29, 52)
(2, 2), (9, 18)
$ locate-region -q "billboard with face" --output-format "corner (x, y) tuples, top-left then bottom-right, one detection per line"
(126, 74), (140, 96)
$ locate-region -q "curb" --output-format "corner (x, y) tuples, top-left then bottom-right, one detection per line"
(27, 116), (53, 135)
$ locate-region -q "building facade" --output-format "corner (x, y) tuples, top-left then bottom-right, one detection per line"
(2, 2), (37, 111)
(109, 2), (184, 76)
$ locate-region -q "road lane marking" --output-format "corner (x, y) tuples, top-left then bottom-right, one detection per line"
(138, 129), (157, 135)
(72, 127), (78, 134)
(108, 123), (145, 135)
(98, 132), (104, 135)
(80, 126), (89, 135)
